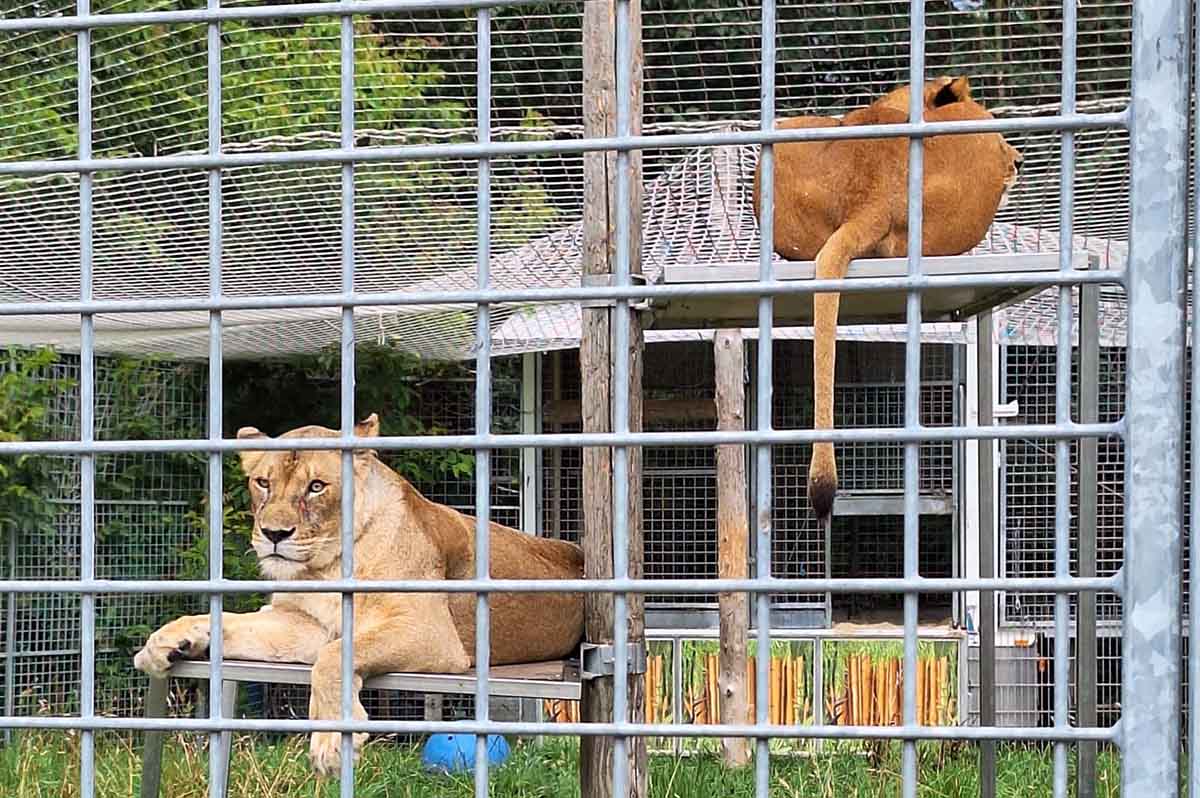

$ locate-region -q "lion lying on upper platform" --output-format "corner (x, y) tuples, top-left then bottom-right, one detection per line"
(133, 413), (585, 774)
(753, 76), (1022, 520)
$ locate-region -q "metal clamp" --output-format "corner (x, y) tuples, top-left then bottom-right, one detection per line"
(579, 641), (648, 681)
(580, 273), (650, 311)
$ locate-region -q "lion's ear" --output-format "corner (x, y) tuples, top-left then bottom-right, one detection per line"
(933, 76), (972, 107)
(353, 413), (380, 463)
(236, 426), (269, 474)
(931, 75), (969, 107)
(354, 413), (380, 439)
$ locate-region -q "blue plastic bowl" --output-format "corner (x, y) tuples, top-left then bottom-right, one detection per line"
(420, 731), (511, 774)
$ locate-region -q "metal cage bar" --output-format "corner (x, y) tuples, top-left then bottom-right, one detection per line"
(754, 0), (776, 793)
(1192, 0), (1200, 789)
(612, 0), (635, 793)
(338, 6), (358, 795)
(205, 1), (226, 794)
(1053, 2), (1079, 795)
(901, 2), (925, 794)
(473, 8), (494, 795)
(76, 0), (96, 794)
(0, 420), (1126, 458)
(0, 112), (1130, 179)
(1121, 1), (1189, 795)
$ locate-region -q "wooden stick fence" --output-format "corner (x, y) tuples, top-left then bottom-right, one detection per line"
(543, 652), (956, 728)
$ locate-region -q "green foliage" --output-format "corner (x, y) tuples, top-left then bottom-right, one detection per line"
(0, 348), (69, 547)
(0, 10), (465, 161)
(223, 342), (476, 484)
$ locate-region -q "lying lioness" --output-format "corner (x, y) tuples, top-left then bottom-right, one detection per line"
(753, 76), (1021, 519)
(134, 414), (585, 774)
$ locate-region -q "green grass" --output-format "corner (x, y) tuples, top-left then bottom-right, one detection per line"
(0, 731), (1123, 798)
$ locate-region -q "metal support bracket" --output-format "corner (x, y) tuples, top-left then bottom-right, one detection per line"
(580, 273), (650, 310)
(579, 641), (648, 680)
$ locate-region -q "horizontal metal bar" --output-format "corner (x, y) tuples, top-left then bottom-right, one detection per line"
(167, 660), (580, 700)
(661, 252), (1091, 283)
(0, 421), (1124, 457)
(645, 627), (965, 641)
(0, 266), (1121, 319)
(0, 0), (527, 32)
(0, 575), (1121, 595)
(0, 112), (1127, 177)
(0, 715), (1119, 743)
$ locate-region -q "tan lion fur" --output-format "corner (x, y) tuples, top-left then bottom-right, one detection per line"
(752, 76), (1021, 518)
(133, 413), (584, 774)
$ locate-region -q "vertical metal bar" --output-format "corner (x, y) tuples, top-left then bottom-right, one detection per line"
(338, 10), (356, 798)
(1077, 286), (1100, 796)
(4, 521), (16, 744)
(1122, 1), (1189, 796)
(813, 637), (824, 734)
(1052, 2), (1078, 796)
(902, 3), (925, 796)
(1189, 0), (1200, 790)
(520, 352), (540, 536)
(76, 1), (95, 793)
(672, 636), (682, 758)
(205, 2), (226, 794)
(952, 346), (963, 627)
(755, 1), (776, 794)
(612, 0), (632, 793)
(473, 9), (493, 795)
(977, 310), (997, 798)
(823, 518), (832, 628)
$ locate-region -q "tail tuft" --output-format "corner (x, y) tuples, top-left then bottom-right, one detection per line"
(808, 475), (837, 521)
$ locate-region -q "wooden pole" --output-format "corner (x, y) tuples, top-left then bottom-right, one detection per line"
(580, 2), (646, 796)
(714, 329), (750, 766)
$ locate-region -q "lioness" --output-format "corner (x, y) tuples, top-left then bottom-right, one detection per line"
(133, 414), (585, 774)
(753, 76), (1021, 519)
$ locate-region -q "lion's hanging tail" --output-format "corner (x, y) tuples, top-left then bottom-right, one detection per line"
(809, 211), (888, 520)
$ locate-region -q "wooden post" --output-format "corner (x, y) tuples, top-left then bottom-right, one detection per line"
(714, 329), (750, 767)
(580, 2), (646, 797)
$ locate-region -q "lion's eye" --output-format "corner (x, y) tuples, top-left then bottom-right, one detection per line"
(308, 480), (327, 494)
(254, 477), (269, 490)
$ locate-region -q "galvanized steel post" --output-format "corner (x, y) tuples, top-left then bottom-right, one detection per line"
(1122, 1), (1189, 796)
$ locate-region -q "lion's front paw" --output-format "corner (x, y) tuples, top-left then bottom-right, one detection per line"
(132, 617), (212, 678)
(309, 731), (368, 776)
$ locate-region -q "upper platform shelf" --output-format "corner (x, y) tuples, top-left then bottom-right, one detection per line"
(649, 252), (1100, 330)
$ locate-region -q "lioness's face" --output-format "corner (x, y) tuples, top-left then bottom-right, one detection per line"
(236, 414), (379, 579)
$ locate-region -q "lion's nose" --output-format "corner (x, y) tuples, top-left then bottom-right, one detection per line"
(262, 527), (295, 544)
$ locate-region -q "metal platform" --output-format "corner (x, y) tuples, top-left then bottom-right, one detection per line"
(649, 252), (1096, 329)
(165, 658), (581, 700)
(833, 492), (954, 517)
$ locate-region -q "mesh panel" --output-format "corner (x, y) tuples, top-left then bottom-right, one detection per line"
(543, 341), (958, 616)
(0, 354), (207, 717)
(828, 516), (954, 621)
(770, 341), (956, 609)
(999, 343), (1158, 626)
